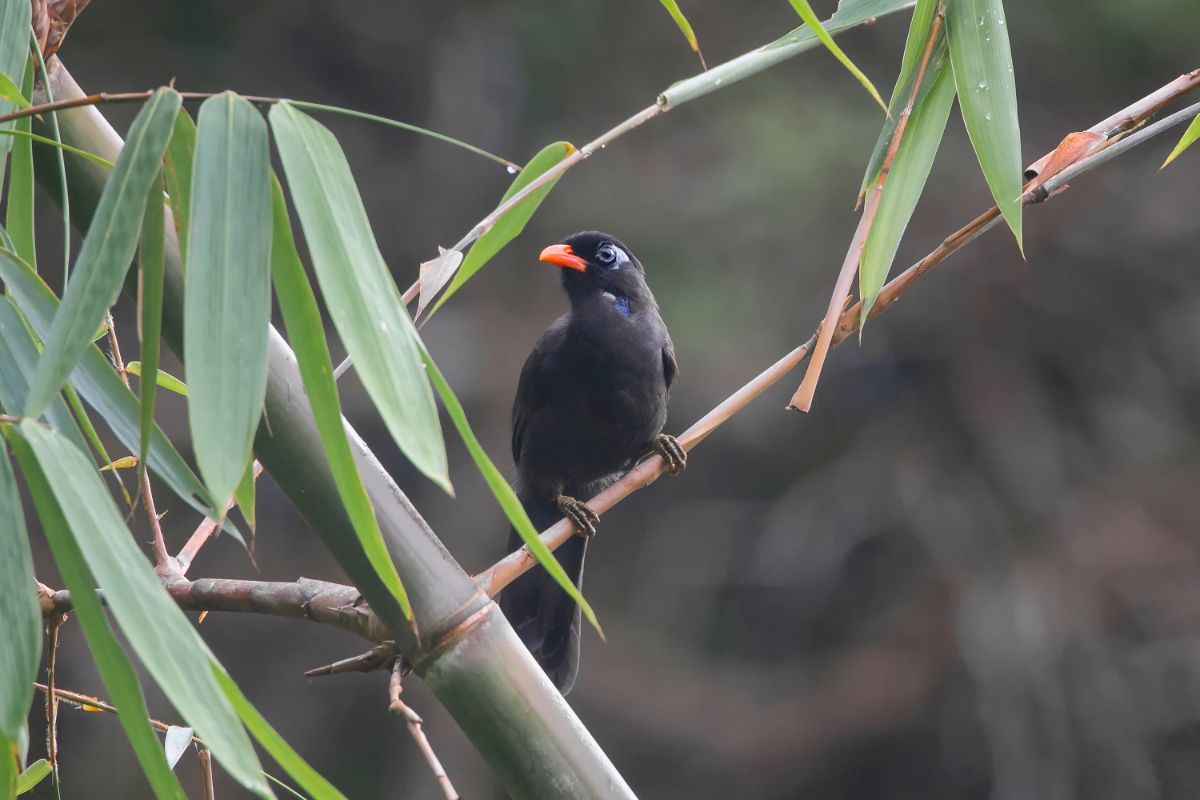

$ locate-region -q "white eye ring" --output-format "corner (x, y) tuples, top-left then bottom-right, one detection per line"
(597, 244), (618, 266)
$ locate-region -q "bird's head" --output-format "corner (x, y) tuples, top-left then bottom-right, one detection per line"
(538, 231), (650, 309)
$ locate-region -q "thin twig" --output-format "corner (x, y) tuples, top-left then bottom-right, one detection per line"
(475, 65), (1200, 598)
(305, 643), (397, 678)
(44, 613), (66, 782)
(791, 0), (945, 412)
(389, 659), (459, 800)
(198, 750), (215, 800)
(175, 460), (262, 575)
(107, 311), (172, 569)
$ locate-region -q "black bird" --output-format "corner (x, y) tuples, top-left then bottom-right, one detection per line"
(499, 231), (687, 694)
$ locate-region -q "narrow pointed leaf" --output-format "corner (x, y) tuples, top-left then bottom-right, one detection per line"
(656, 0), (706, 67)
(859, 47), (955, 319)
(24, 88), (181, 416)
(164, 109), (196, 263)
(214, 669), (349, 800)
(125, 361), (188, 396)
(235, 459), (256, 531)
(786, 0), (886, 112)
(13, 420), (270, 797)
(1161, 112), (1200, 168)
(186, 92), (272, 508)
(269, 101), (448, 490)
(138, 172), (165, 466)
(7, 429), (186, 800)
(421, 350), (603, 635)
(14, 759), (50, 795)
(0, 440), (38, 763)
(0, 249), (236, 539)
(0, 128), (113, 168)
(0, 297), (88, 452)
(5, 60), (34, 269)
(0, 0), (30, 172)
(429, 141), (575, 317)
(1, 741), (14, 798)
(946, 0), (1022, 248)
(269, 176), (412, 618)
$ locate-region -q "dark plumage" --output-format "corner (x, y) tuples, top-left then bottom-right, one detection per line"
(499, 231), (685, 695)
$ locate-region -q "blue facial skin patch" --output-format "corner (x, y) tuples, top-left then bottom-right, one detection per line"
(613, 295), (632, 317)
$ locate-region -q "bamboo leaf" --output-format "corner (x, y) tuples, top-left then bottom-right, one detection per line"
(659, 0), (914, 107)
(24, 87), (181, 417)
(214, 668), (349, 800)
(268, 176), (412, 619)
(0, 0), (30, 172)
(1, 740), (14, 798)
(421, 350), (603, 635)
(186, 92), (272, 509)
(125, 361), (188, 396)
(14, 759), (49, 795)
(946, 0), (1023, 248)
(0, 69), (27, 109)
(428, 141), (575, 317)
(138, 172), (165, 466)
(0, 249), (237, 539)
(859, 46), (955, 319)
(270, 101), (449, 491)
(164, 109), (196, 263)
(786, 0), (887, 112)
(656, 0), (706, 68)
(0, 128), (113, 168)
(5, 60), (34, 269)
(1161, 112), (1200, 168)
(235, 459), (256, 531)
(0, 439), (38, 765)
(12, 420), (271, 797)
(6, 428), (186, 800)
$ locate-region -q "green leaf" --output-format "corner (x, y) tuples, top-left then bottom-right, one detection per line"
(1161, 112), (1200, 169)
(268, 176), (412, 618)
(125, 361), (188, 396)
(24, 88), (181, 417)
(138, 172), (165, 466)
(0, 296), (89, 453)
(786, 0), (886, 113)
(946, 0), (1022, 249)
(14, 759), (50, 795)
(659, 0), (914, 108)
(235, 459), (256, 531)
(0, 69), (28, 110)
(657, 0), (706, 67)
(860, 0), (942, 194)
(421, 350), (602, 635)
(7, 429), (187, 800)
(12, 420), (270, 797)
(0, 249), (235, 538)
(0, 0), (30, 172)
(214, 668), (348, 800)
(185, 92), (272, 509)
(1, 741), (15, 799)
(5, 60), (34, 270)
(859, 47), (955, 320)
(269, 101), (448, 491)
(64, 383), (132, 506)
(428, 141), (575, 317)
(0, 439), (38, 760)
(164, 109), (197, 264)
(0, 128), (113, 169)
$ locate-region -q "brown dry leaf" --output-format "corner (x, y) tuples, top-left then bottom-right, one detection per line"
(32, 0), (50, 55)
(1022, 131), (1105, 195)
(43, 0), (92, 59)
(415, 246), (463, 319)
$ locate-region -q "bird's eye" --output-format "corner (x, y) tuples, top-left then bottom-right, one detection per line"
(596, 244), (618, 267)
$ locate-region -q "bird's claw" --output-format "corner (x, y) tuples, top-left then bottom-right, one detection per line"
(653, 433), (688, 475)
(557, 494), (600, 538)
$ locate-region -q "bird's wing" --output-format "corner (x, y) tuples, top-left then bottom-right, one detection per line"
(512, 318), (567, 466)
(662, 339), (679, 393)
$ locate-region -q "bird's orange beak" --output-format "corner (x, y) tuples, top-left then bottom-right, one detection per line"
(539, 243), (588, 272)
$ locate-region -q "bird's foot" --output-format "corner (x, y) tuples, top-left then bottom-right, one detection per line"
(652, 433), (688, 475)
(556, 494), (600, 538)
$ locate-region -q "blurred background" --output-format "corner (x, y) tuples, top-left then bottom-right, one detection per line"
(20, 0), (1200, 797)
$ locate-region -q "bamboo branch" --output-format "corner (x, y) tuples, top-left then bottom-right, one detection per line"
(389, 659), (460, 800)
(476, 66), (1200, 598)
(174, 460), (262, 575)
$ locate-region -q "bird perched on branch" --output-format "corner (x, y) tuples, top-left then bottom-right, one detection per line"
(499, 231), (686, 695)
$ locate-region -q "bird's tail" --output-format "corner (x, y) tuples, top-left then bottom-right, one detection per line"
(497, 494), (587, 695)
